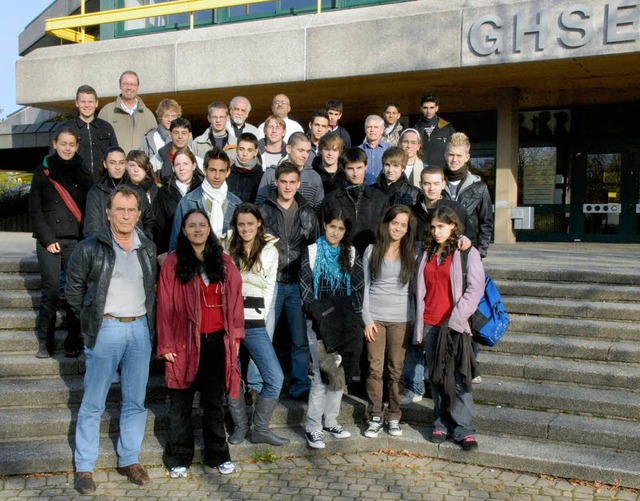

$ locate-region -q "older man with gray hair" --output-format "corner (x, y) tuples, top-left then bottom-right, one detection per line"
(227, 96), (259, 141)
(359, 114), (391, 185)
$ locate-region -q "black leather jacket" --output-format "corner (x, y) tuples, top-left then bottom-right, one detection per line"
(83, 177), (156, 240)
(374, 172), (420, 208)
(259, 192), (319, 283)
(443, 172), (493, 257)
(321, 182), (389, 257)
(65, 227), (157, 349)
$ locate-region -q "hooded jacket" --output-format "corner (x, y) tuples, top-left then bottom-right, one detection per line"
(61, 116), (118, 179)
(156, 252), (244, 397)
(443, 171), (493, 257)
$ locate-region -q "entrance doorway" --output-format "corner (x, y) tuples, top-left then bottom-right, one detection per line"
(569, 144), (640, 242)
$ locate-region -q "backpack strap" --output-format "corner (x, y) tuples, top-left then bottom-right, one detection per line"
(43, 169), (83, 224)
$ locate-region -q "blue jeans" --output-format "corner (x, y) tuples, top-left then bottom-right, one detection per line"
(269, 283), (310, 397)
(424, 325), (476, 441)
(74, 317), (151, 472)
(402, 341), (427, 396)
(244, 326), (284, 399)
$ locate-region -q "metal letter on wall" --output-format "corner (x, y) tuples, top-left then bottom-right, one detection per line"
(559, 4), (595, 48)
(468, 15), (504, 56)
(605, 0), (639, 43)
(515, 10), (549, 52)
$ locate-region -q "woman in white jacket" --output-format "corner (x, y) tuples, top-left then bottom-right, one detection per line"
(226, 203), (288, 446)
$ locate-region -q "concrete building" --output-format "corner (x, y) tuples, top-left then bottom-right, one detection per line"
(11, 0), (640, 243)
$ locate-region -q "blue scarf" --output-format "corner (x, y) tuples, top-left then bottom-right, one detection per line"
(313, 236), (351, 299)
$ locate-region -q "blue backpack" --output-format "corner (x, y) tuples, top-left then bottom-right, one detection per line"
(460, 249), (510, 347)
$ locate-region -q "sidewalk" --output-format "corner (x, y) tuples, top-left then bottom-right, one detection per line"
(1, 452), (637, 500)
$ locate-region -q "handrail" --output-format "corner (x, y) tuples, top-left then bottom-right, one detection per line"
(45, 0), (321, 43)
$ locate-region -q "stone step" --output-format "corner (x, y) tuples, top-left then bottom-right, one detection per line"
(402, 398), (640, 453)
(0, 330), (67, 353)
(496, 280), (640, 302)
(1, 425), (638, 488)
(508, 314), (639, 341)
(492, 332), (640, 363)
(0, 375), (167, 408)
(504, 296), (640, 322)
(478, 351), (640, 391)
(473, 377), (640, 420)
(0, 290), (39, 309)
(0, 272), (41, 291)
(0, 258), (38, 274)
(0, 353), (165, 379)
(485, 263), (640, 286)
(0, 309), (39, 330)
(3, 391), (638, 454)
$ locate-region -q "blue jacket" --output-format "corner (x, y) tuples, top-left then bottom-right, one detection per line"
(168, 184), (241, 251)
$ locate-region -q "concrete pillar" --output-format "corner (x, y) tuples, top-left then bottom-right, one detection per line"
(494, 88), (520, 244)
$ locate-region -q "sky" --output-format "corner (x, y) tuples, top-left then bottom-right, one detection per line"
(0, 1), (54, 119)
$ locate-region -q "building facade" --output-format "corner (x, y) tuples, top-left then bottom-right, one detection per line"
(13, 0), (640, 242)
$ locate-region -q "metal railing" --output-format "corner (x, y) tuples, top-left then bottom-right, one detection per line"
(45, 0), (324, 43)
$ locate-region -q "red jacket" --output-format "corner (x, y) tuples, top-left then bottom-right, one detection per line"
(156, 252), (245, 397)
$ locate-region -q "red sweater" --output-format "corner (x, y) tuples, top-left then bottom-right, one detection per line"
(423, 253), (454, 327)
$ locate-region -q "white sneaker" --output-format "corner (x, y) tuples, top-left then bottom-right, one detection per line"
(323, 425), (351, 439)
(400, 390), (423, 405)
(217, 461), (236, 475)
(305, 430), (326, 449)
(387, 420), (402, 437)
(472, 376), (482, 384)
(169, 466), (188, 478)
(364, 417), (383, 438)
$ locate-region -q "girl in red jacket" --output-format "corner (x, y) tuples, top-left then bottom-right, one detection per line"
(157, 208), (244, 478)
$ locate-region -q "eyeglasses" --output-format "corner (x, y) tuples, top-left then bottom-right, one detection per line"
(273, 100), (289, 106)
(266, 125), (284, 131)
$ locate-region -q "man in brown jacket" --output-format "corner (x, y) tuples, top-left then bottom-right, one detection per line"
(98, 70), (157, 154)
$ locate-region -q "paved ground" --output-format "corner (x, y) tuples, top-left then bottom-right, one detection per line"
(1, 452), (638, 500)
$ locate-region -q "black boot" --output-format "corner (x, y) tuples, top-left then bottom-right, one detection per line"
(35, 340), (50, 359)
(227, 394), (248, 444)
(251, 396), (290, 446)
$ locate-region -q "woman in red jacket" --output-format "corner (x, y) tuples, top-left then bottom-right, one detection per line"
(156, 208), (244, 478)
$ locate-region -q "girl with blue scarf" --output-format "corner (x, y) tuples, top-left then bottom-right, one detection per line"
(299, 209), (364, 449)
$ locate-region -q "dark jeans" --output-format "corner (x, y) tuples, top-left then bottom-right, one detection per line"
(36, 239), (81, 352)
(163, 331), (231, 469)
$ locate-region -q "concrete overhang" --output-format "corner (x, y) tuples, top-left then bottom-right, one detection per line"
(15, 0), (640, 124)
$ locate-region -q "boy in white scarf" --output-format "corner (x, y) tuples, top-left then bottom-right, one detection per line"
(168, 148), (242, 252)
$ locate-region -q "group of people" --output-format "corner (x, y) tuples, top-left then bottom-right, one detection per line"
(28, 69), (493, 495)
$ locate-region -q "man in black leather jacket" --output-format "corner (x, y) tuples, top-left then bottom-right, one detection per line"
(258, 162), (319, 399)
(66, 186), (157, 494)
(442, 132), (493, 258)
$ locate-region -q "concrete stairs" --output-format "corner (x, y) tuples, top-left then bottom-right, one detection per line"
(1, 248), (639, 488)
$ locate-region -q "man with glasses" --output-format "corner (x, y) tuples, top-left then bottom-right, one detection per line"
(99, 70), (157, 154)
(257, 94), (304, 142)
(413, 93), (455, 168)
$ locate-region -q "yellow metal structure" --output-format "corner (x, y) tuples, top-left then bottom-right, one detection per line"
(45, 0), (323, 43)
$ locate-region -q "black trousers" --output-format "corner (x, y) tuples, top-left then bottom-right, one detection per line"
(36, 239), (81, 352)
(163, 331), (231, 469)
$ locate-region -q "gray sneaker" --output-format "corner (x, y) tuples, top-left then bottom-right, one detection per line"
(387, 420), (402, 436)
(364, 417), (383, 438)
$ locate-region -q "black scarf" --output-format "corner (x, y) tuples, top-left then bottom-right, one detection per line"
(445, 164), (469, 183)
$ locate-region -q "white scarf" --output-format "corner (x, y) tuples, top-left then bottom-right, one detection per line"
(176, 179), (190, 196)
(201, 178), (228, 237)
